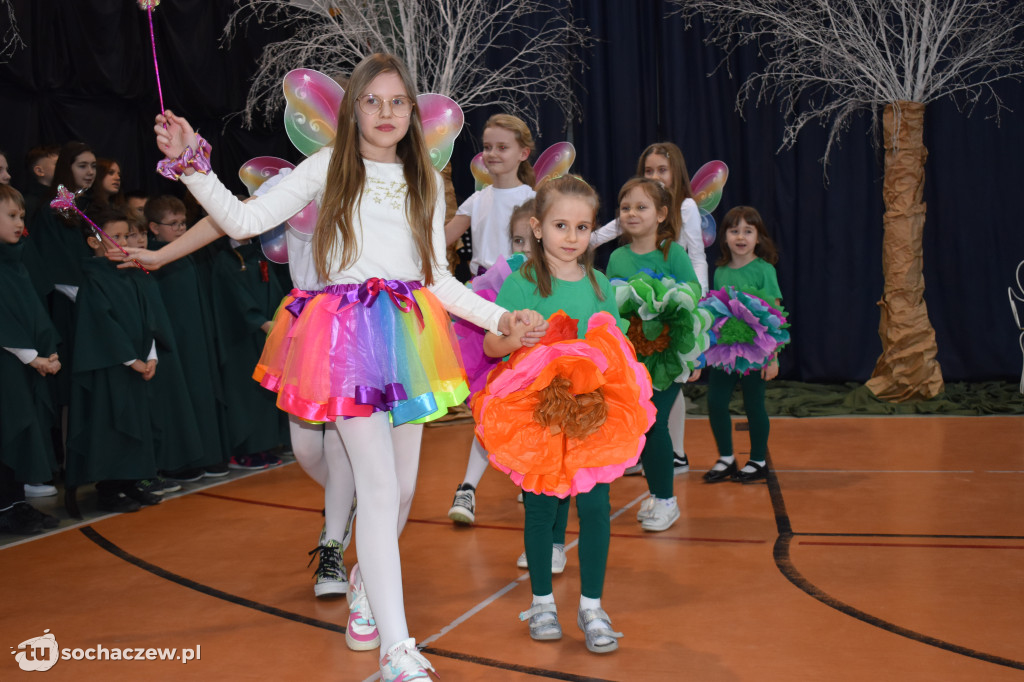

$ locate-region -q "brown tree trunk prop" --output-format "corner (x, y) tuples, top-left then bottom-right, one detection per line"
(866, 101), (944, 401)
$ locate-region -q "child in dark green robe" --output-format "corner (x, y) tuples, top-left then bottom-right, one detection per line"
(0, 185), (62, 532)
(145, 196), (229, 478)
(67, 208), (203, 511)
(210, 237), (289, 467)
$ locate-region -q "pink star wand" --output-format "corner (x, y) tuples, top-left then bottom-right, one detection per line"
(49, 186), (150, 274)
(138, 0), (165, 115)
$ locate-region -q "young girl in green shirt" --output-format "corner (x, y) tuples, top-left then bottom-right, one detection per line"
(606, 178), (704, 531)
(478, 175), (654, 654)
(703, 206), (784, 484)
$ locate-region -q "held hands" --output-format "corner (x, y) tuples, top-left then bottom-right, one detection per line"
(688, 368), (702, 383)
(514, 309), (547, 347)
(761, 360), (779, 381)
(486, 310), (549, 358)
(131, 359), (158, 381)
(29, 353), (61, 376)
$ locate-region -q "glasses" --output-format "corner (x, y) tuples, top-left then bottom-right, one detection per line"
(357, 94), (414, 117)
(156, 221), (187, 229)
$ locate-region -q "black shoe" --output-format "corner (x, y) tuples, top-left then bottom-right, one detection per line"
(96, 493), (142, 513)
(14, 501), (60, 529)
(0, 504), (44, 534)
(731, 460), (768, 484)
(124, 484), (163, 507)
(203, 463), (230, 478)
(164, 467), (204, 482)
(673, 452), (690, 475)
(703, 459), (737, 483)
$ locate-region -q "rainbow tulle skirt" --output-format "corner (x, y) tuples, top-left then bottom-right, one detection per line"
(254, 278), (469, 425)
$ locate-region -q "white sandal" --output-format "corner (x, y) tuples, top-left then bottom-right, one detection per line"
(519, 602), (562, 641)
(577, 606), (623, 653)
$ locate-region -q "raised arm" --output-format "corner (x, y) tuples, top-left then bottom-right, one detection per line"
(153, 110), (327, 240)
(117, 216), (224, 270)
(589, 216), (621, 249)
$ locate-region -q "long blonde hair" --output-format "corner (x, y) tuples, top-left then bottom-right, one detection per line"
(484, 114), (536, 187)
(314, 54), (439, 284)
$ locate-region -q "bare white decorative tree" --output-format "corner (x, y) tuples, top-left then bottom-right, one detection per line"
(671, 0), (1024, 400)
(223, 0), (590, 130)
(1, 0), (23, 61)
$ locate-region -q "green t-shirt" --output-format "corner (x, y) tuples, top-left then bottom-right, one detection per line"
(713, 257), (782, 303)
(495, 266), (626, 337)
(606, 241), (698, 286)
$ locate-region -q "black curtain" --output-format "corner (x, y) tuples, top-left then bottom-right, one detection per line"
(2, 0), (1021, 382)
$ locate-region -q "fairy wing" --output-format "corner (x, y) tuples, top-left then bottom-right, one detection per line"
(417, 94), (464, 172)
(282, 68), (345, 158)
(533, 142), (576, 187)
(237, 167), (294, 264)
(690, 160), (729, 247)
(470, 153), (492, 191)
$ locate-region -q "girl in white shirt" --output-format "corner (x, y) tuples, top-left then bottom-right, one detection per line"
(146, 53), (544, 682)
(444, 114), (537, 275)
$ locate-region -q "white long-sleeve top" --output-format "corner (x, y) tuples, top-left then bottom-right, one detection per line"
(181, 148), (507, 334)
(590, 197), (708, 294)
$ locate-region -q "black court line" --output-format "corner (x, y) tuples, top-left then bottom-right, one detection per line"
(79, 526), (618, 680)
(765, 455), (1024, 671)
(80, 526), (346, 634)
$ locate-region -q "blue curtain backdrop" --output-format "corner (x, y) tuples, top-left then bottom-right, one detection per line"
(1, 0), (1020, 383)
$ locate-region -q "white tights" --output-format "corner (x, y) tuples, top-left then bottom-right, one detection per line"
(288, 416), (355, 544)
(332, 411), (423, 653)
(460, 436), (490, 489)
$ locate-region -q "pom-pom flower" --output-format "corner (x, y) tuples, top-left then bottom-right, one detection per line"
(612, 271), (712, 390)
(700, 286), (790, 374)
(473, 311), (654, 498)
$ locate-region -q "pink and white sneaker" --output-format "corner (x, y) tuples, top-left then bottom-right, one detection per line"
(345, 563), (381, 651)
(379, 638), (437, 681)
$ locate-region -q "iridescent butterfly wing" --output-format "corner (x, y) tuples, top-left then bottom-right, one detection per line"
(248, 69), (345, 262)
(690, 160), (729, 247)
(533, 142), (576, 188)
(470, 153), (492, 192)
(416, 94), (464, 172)
(239, 158), (294, 264)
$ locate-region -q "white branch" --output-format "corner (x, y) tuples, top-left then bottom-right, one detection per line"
(671, 0), (1024, 164)
(222, 0), (591, 131)
(0, 0), (24, 63)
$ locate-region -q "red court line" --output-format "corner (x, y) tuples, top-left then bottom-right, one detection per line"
(196, 492), (766, 545)
(799, 540), (1024, 550)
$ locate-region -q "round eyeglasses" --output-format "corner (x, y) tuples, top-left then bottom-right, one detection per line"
(357, 94), (415, 118)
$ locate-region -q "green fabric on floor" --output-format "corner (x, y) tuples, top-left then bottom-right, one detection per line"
(686, 381), (1024, 417)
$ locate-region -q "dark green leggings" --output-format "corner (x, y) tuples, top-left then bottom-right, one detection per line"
(707, 368), (770, 462)
(523, 485), (609, 598)
(640, 386), (680, 499)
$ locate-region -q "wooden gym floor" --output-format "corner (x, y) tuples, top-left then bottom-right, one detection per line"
(2, 415), (1022, 681)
